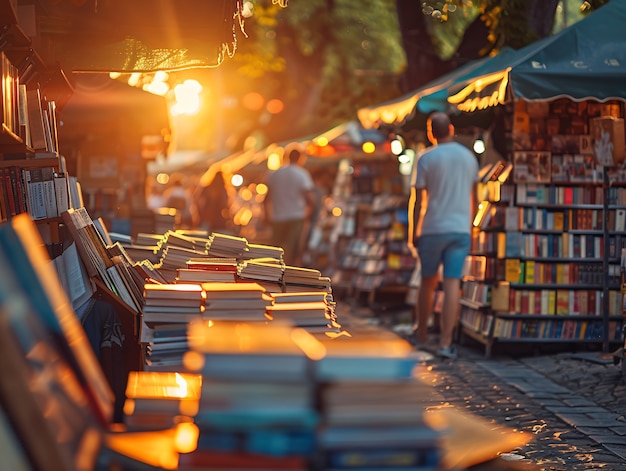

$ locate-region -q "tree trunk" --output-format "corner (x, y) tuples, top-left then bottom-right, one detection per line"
(526, 0), (560, 37)
(395, 0), (448, 93)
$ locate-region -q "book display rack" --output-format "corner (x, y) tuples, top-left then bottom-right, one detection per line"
(0, 1), (74, 245)
(316, 155), (412, 305)
(460, 98), (626, 357)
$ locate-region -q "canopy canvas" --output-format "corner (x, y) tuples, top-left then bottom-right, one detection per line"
(356, 54), (499, 129)
(448, 0), (626, 112)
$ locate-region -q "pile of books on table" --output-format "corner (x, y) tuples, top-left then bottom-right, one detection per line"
(283, 265), (333, 293)
(206, 232), (248, 258)
(203, 281), (273, 322)
(267, 291), (340, 333)
(141, 283), (206, 371)
(172, 320), (441, 471)
(176, 257), (238, 283)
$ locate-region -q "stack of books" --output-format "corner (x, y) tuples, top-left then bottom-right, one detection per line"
(158, 245), (209, 273)
(123, 371), (202, 431)
(187, 257), (238, 271)
(177, 257), (239, 283)
(202, 282), (273, 322)
(120, 232), (166, 265)
(242, 242), (284, 261)
(120, 242), (163, 265)
(267, 291), (341, 333)
(142, 283), (206, 326)
(206, 232), (248, 258)
(283, 265), (333, 293)
(164, 230), (210, 252)
(133, 259), (169, 285)
(182, 321), (319, 468)
(176, 268), (237, 283)
(312, 324), (418, 381)
(141, 283), (206, 371)
(313, 324), (442, 471)
(135, 232), (166, 246)
(236, 258), (284, 290)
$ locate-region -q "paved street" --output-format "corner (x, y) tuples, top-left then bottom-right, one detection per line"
(336, 302), (626, 470)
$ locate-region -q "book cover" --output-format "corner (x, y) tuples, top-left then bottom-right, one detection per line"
(144, 283), (205, 300)
(54, 174), (70, 214)
(25, 88), (47, 150)
(201, 281), (267, 299)
(124, 371), (202, 421)
(0, 214), (114, 425)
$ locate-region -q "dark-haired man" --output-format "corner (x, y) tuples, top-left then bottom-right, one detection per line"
(407, 112), (479, 359)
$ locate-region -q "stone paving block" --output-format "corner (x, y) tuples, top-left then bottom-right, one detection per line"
(608, 426), (626, 436)
(581, 412), (622, 422)
(576, 425), (620, 435)
(588, 434), (626, 445)
(535, 399), (566, 407)
(602, 443), (626, 461)
(553, 413), (619, 428)
(545, 406), (608, 415)
(562, 397), (599, 407)
(524, 391), (561, 399)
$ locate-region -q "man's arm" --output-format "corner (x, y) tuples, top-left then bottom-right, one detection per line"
(407, 187), (426, 258)
(304, 188), (317, 216)
(263, 188), (272, 225)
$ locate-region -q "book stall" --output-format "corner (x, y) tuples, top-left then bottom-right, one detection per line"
(0, 207), (539, 470)
(2, 1), (607, 469)
(355, 2), (626, 358)
(444, 1), (626, 358)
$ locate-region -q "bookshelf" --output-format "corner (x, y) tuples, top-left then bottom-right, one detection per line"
(0, 2), (72, 243)
(321, 154), (412, 305)
(460, 98), (626, 357)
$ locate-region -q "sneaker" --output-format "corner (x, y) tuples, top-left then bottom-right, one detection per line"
(414, 337), (438, 352)
(437, 345), (458, 360)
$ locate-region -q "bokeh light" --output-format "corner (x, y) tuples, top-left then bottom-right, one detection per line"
(231, 174), (244, 187)
(362, 141), (376, 154)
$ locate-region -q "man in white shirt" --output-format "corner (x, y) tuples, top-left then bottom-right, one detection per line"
(264, 143), (316, 266)
(407, 112), (479, 360)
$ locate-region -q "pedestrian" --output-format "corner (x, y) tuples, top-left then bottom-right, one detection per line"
(146, 180), (166, 212)
(407, 112), (479, 359)
(194, 170), (231, 233)
(263, 143), (316, 266)
(163, 175), (196, 229)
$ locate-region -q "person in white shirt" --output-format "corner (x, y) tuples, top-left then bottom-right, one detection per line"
(407, 112), (479, 360)
(263, 143), (316, 266)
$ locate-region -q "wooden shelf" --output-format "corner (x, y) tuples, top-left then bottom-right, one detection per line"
(0, 156), (59, 168)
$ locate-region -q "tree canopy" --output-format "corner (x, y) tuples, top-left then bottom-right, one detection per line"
(216, 0), (608, 150)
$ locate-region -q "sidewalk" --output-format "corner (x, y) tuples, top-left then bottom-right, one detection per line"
(335, 301), (626, 470)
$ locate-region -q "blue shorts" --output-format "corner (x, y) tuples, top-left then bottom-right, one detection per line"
(417, 233), (470, 279)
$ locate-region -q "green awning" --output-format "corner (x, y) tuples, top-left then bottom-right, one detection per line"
(448, 1), (626, 111)
(356, 54), (500, 129)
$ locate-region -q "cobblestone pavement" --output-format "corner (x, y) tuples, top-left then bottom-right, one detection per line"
(337, 303), (626, 471)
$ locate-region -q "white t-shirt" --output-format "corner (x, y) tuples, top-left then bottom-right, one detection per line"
(266, 164), (314, 222)
(412, 141), (479, 235)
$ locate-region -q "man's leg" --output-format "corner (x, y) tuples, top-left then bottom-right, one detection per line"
(416, 275), (438, 343)
(439, 277), (461, 348)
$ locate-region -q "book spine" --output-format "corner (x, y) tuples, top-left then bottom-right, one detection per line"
(3, 168), (16, 217)
(41, 167), (58, 218)
(54, 174), (70, 215)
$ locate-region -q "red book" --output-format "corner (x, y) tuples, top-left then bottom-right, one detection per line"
(588, 290), (597, 315)
(563, 187), (574, 205)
